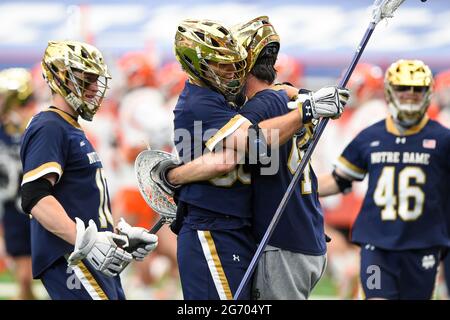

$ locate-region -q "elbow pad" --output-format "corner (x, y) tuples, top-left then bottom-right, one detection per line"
(20, 178), (53, 214)
(332, 169), (353, 194)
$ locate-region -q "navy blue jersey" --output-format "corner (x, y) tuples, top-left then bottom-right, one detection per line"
(1, 124), (31, 257)
(20, 107), (114, 278)
(0, 124), (22, 208)
(336, 116), (450, 250)
(173, 81), (252, 219)
(239, 89), (326, 255)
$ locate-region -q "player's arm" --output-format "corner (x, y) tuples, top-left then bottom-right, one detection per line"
(21, 173), (137, 276)
(216, 86), (349, 153)
(318, 168), (355, 197)
(259, 109), (303, 145)
(166, 111), (300, 186)
(167, 148), (240, 185)
(21, 173), (77, 245)
(319, 134), (367, 197)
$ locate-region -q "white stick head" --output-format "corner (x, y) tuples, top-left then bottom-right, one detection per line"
(372, 0), (405, 24)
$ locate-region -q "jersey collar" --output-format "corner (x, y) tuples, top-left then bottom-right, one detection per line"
(385, 115), (429, 137)
(47, 107), (82, 130)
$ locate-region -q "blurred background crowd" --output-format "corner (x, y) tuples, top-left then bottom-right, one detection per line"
(1, 0), (450, 299)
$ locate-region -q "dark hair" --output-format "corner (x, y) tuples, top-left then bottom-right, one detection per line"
(250, 43), (279, 84)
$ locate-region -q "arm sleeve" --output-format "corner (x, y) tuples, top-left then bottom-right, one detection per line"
(20, 122), (66, 185)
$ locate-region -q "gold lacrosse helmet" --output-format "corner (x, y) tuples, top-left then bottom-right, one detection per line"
(0, 68), (33, 118)
(385, 59), (433, 127)
(174, 19), (247, 99)
(231, 16), (280, 73)
(41, 40), (111, 121)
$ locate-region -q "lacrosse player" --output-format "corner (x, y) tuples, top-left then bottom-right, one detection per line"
(0, 68), (37, 299)
(171, 19), (311, 300)
(319, 59), (450, 299)
(19, 41), (158, 300)
(232, 17), (331, 300)
(159, 17), (348, 300)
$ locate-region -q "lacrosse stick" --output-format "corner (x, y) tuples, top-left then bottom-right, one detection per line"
(234, 0), (405, 300)
(116, 150), (178, 274)
(134, 149), (178, 234)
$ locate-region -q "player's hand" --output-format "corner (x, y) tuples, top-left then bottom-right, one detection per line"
(68, 218), (133, 277)
(271, 82), (299, 100)
(116, 218), (158, 261)
(151, 158), (181, 196)
(289, 86), (349, 124)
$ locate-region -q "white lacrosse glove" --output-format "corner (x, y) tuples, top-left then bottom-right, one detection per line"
(288, 86), (350, 124)
(116, 218), (158, 261)
(68, 218), (133, 277)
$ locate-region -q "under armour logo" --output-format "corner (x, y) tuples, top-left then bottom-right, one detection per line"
(422, 255), (436, 270)
(305, 105), (311, 116)
(395, 137), (406, 144)
(233, 254), (240, 262)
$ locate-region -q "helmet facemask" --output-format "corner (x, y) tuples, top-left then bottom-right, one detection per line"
(199, 58), (247, 98)
(384, 59), (433, 128)
(42, 41), (111, 121)
(386, 84), (431, 127)
(174, 20), (248, 101)
(63, 67), (109, 121)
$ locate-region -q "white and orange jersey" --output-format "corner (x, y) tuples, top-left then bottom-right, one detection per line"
(437, 109), (450, 128)
(80, 100), (120, 197)
(118, 87), (173, 158)
(113, 87), (173, 228)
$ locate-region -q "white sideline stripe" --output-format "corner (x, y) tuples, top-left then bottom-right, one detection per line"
(71, 265), (102, 300)
(197, 230), (227, 300)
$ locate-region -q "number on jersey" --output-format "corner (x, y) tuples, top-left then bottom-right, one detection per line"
(374, 166), (425, 221)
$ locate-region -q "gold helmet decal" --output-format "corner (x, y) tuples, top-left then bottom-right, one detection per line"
(0, 68), (33, 117)
(385, 59), (433, 127)
(174, 19), (247, 99)
(231, 16), (280, 73)
(41, 40), (111, 121)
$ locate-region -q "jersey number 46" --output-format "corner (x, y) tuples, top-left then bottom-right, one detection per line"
(374, 166), (425, 221)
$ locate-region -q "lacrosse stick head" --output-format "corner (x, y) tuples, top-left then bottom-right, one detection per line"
(134, 150), (177, 220)
(372, 0), (405, 24)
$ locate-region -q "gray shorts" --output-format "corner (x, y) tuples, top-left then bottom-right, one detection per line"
(252, 245), (327, 300)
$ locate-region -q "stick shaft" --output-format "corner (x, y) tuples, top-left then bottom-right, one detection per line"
(234, 22), (376, 300)
(149, 217), (166, 234)
(117, 217), (166, 275)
